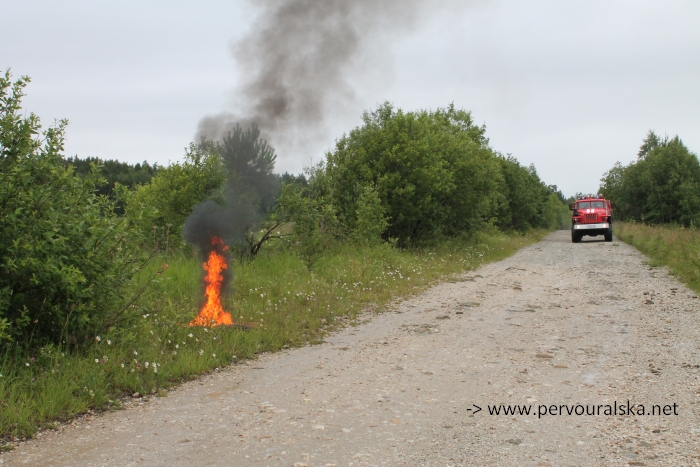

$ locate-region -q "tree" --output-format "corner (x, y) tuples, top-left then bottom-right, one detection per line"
(637, 130), (663, 159)
(600, 132), (700, 225)
(180, 124), (283, 260)
(65, 156), (159, 213)
(323, 103), (503, 245)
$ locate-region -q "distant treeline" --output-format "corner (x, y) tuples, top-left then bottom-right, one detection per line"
(65, 156), (158, 195)
(600, 132), (700, 226)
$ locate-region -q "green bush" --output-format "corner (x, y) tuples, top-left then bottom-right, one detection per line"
(494, 155), (566, 230)
(277, 180), (339, 269)
(318, 102), (568, 245)
(352, 185), (389, 246)
(0, 71), (150, 347)
(323, 103), (503, 244)
(126, 140), (226, 251)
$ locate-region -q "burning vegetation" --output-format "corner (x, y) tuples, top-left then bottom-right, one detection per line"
(183, 125), (279, 326)
(189, 237), (234, 326)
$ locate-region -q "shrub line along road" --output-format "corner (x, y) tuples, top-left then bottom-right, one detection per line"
(3, 231), (700, 466)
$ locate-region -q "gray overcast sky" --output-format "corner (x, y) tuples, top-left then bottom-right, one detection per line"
(3, 0), (699, 197)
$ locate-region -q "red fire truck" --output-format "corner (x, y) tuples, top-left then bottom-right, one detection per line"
(569, 196), (613, 243)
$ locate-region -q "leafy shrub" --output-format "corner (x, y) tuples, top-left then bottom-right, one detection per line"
(65, 156), (159, 214)
(322, 103), (502, 244)
(126, 140), (226, 251)
(277, 180), (338, 269)
(600, 132), (700, 226)
(352, 185), (389, 246)
(319, 102), (568, 245)
(0, 71), (150, 347)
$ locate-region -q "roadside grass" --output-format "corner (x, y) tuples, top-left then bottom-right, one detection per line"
(616, 222), (700, 294)
(0, 229), (548, 441)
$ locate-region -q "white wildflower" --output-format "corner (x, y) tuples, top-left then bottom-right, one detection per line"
(95, 336), (101, 342)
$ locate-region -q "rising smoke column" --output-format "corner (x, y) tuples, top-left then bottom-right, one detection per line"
(187, 0), (453, 311)
(196, 0), (433, 154)
(183, 124), (279, 301)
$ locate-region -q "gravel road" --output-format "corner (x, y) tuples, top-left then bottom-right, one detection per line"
(3, 230), (700, 467)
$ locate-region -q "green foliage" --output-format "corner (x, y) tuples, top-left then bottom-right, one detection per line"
(65, 156), (159, 196)
(323, 103), (502, 244)
(600, 132), (700, 225)
(352, 185), (389, 246)
(65, 156), (159, 214)
(278, 171), (308, 189)
(277, 177), (338, 269)
(0, 70), (150, 347)
(127, 141), (226, 250)
(317, 103), (568, 245)
(545, 193), (570, 230)
(494, 156), (568, 230)
(217, 124), (279, 214)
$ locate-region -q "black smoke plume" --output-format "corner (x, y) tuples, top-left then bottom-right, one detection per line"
(196, 0), (432, 155)
(183, 124), (279, 267)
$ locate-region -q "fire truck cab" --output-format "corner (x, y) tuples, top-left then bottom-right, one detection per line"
(569, 195), (613, 243)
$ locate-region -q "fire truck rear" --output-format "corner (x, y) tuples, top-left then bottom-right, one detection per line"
(569, 196), (613, 243)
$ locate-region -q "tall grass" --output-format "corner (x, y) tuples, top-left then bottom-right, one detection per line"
(616, 222), (700, 293)
(0, 230), (547, 441)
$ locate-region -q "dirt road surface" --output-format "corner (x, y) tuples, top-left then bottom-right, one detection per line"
(3, 231), (700, 466)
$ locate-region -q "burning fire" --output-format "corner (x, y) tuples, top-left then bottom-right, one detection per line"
(190, 236), (234, 327)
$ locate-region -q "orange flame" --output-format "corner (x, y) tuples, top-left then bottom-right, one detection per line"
(190, 237), (234, 326)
